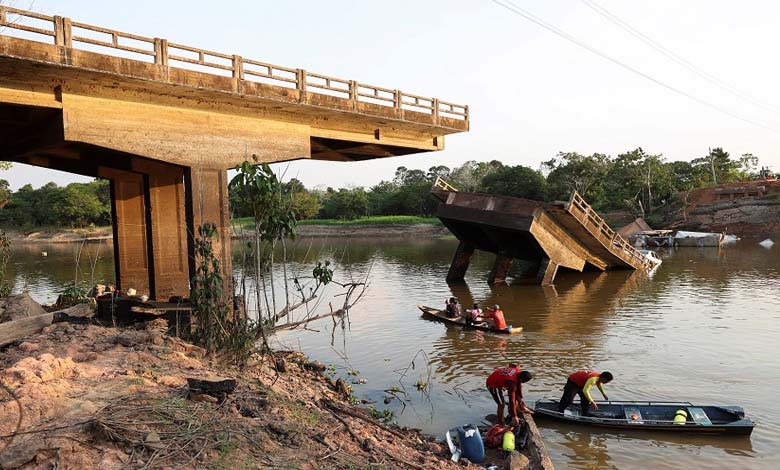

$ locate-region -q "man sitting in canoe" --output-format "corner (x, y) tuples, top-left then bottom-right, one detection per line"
(479, 304), (508, 331)
(486, 364), (533, 426)
(557, 370), (613, 417)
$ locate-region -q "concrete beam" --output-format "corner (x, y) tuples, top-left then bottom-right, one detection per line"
(61, 93), (311, 169)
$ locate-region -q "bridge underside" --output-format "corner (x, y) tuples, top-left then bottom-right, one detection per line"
(0, 17), (469, 301)
(435, 190), (642, 286)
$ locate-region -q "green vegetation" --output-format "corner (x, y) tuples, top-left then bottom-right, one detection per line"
(1, 147), (768, 232)
(0, 230), (10, 297)
(0, 179), (110, 229)
(190, 222), (256, 364)
(228, 147), (765, 224)
(234, 215), (441, 228)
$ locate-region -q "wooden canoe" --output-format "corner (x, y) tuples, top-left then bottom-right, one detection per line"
(534, 399), (754, 435)
(417, 305), (523, 335)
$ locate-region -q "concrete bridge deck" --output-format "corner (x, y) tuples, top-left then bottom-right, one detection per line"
(433, 182), (654, 285)
(0, 7), (469, 300)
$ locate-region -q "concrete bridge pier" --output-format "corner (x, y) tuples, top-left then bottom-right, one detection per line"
(446, 241), (475, 282)
(102, 162), (232, 301)
(488, 253), (514, 284)
(536, 257), (560, 286)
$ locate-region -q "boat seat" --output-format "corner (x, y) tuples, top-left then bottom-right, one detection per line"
(687, 407), (712, 425)
(624, 406), (643, 423)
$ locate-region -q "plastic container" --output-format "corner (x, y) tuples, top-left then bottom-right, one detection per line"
(456, 424), (485, 464)
(502, 430), (515, 451)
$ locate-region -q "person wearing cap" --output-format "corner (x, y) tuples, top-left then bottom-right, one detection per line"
(556, 370), (613, 417)
(445, 297), (460, 318)
(479, 304), (507, 331)
(486, 364), (533, 426)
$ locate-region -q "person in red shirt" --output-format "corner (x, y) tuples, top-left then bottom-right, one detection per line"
(486, 364), (533, 426)
(479, 304), (507, 330)
(557, 370), (613, 416)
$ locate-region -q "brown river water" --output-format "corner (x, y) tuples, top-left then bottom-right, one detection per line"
(7, 236), (780, 469)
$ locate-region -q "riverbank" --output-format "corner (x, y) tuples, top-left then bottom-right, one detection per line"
(0, 314), (544, 469)
(5, 219), (450, 244)
(4, 228), (112, 244)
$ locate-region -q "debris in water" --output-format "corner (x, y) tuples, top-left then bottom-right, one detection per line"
(759, 238), (774, 249)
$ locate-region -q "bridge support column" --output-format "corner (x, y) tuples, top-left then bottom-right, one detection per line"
(104, 162), (191, 300)
(106, 170), (152, 295)
(536, 257), (559, 286)
(446, 241), (474, 282)
(185, 168), (233, 299)
(488, 253), (514, 284)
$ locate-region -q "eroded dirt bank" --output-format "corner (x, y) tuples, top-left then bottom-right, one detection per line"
(0, 320), (538, 469)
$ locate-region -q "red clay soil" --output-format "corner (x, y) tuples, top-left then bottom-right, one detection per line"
(0, 320), (519, 469)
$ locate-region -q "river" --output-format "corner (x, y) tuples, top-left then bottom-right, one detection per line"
(7, 236), (779, 469)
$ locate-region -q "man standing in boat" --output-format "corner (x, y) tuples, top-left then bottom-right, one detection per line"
(486, 364), (533, 426)
(557, 370), (613, 417)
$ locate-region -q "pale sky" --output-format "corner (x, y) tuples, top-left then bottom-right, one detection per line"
(4, 0), (780, 190)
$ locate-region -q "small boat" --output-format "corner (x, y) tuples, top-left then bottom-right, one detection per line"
(533, 399), (754, 435)
(417, 305), (522, 335)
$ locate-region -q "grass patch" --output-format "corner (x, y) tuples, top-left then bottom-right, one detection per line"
(233, 216), (441, 228)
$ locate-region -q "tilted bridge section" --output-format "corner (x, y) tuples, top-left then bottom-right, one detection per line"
(432, 179), (655, 285)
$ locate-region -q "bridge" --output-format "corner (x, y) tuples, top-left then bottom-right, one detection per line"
(432, 180), (654, 285)
(0, 6), (469, 299)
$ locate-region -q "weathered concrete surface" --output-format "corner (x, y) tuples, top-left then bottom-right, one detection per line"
(435, 188), (654, 285)
(0, 8), (468, 300)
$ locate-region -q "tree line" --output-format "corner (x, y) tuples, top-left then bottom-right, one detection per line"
(233, 147), (763, 225)
(0, 147), (764, 229)
(0, 180), (111, 228)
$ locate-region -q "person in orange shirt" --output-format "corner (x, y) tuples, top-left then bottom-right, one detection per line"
(479, 304), (507, 331)
(486, 364), (533, 426)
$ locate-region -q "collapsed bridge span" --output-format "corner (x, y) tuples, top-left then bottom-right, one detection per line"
(432, 179), (654, 285)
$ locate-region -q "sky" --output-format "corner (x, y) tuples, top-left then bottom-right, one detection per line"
(4, 0), (780, 190)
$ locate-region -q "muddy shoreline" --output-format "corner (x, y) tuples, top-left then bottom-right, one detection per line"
(6, 223), (451, 244)
(0, 301), (549, 469)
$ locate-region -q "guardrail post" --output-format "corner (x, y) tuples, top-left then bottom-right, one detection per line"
(232, 55), (243, 93)
(349, 80), (358, 111)
(297, 69), (307, 103)
(154, 38), (169, 67)
(393, 90), (402, 118)
(432, 98), (440, 124)
(54, 16), (72, 48)
(464, 105), (470, 123)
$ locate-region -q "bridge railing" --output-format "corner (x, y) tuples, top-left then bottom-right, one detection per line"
(567, 192), (655, 272)
(0, 6), (468, 125)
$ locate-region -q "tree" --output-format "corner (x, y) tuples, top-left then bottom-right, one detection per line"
(481, 165), (548, 200)
(738, 153), (759, 180)
(543, 152), (611, 205)
(319, 188), (368, 220)
(426, 165), (451, 182)
(52, 183), (109, 227)
(0, 180), (9, 209)
(691, 148), (740, 185)
(449, 160), (504, 191)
